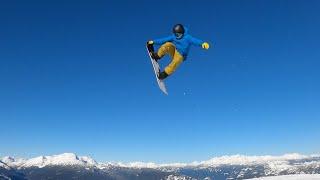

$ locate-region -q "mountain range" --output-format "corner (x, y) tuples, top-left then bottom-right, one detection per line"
(1, 153), (320, 180)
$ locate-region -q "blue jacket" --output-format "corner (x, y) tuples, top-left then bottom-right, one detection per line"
(153, 27), (204, 59)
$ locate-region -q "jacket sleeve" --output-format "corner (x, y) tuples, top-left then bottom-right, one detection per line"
(153, 35), (174, 45)
(189, 35), (204, 47)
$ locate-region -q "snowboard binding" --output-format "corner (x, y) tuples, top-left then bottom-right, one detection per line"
(158, 71), (169, 80)
(147, 43), (160, 61)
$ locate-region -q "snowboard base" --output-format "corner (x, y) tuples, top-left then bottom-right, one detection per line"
(146, 45), (168, 95)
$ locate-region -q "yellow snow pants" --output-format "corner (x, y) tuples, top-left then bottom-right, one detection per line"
(157, 42), (184, 75)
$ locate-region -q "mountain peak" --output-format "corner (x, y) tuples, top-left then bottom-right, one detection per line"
(2, 156), (15, 163)
(1, 153), (97, 168)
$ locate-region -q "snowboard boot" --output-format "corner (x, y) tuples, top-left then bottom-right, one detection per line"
(158, 71), (169, 80)
(147, 42), (161, 62)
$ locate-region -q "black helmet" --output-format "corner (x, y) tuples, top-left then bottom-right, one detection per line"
(173, 24), (185, 34)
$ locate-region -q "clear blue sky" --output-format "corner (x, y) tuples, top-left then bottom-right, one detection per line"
(1, 0), (320, 163)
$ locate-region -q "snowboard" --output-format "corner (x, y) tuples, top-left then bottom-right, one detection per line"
(146, 45), (168, 95)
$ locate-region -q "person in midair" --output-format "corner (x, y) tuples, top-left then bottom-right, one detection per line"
(147, 24), (210, 80)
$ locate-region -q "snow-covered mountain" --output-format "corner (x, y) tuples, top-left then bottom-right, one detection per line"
(2, 153), (96, 168)
(3, 152), (319, 169)
(1, 153), (320, 180)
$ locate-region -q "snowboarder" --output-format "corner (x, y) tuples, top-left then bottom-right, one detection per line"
(147, 24), (210, 80)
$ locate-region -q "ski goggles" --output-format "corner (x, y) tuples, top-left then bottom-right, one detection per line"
(174, 32), (184, 39)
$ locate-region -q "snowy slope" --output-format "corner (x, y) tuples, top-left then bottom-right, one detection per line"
(0, 160), (11, 170)
(246, 174), (320, 180)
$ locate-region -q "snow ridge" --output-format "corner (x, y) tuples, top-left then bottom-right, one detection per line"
(104, 153), (318, 169)
(1, 153), (97, 168)
(1, 152), (320, 170)
(200, 153), (310, 167)
(0, 160), (12, 170)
